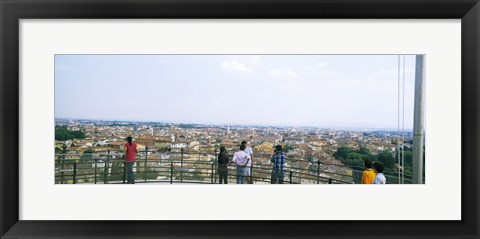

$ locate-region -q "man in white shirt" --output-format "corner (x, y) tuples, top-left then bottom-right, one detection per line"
(230, 144), (251, 184)
(241, 141), (254, 184)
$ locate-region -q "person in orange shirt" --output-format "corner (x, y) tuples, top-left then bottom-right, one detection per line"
(361, 159), (376, 184)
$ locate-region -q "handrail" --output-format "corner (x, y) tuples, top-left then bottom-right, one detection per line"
(55, 149), (413, 181)
(55, 156), (404, 184)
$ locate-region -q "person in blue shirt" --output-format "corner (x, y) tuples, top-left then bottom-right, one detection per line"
(372, 161), (386, 184)
(270, 145), (286, 184)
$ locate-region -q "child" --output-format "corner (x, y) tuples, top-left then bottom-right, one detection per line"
(361, 159), (376, 184)
(372, 161), (386, 184)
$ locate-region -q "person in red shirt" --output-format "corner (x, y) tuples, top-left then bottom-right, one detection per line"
(123, 136), (138, 184)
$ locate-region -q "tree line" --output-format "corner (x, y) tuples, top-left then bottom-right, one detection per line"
(55, 126), (86, 141)
(332, 145), (414, 175)
(333, 146), (396, 169)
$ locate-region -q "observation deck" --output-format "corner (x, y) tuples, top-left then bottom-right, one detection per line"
(55, 150), (413, 184)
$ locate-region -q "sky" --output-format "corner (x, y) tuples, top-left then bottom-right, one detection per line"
(55, 55), (417, 129)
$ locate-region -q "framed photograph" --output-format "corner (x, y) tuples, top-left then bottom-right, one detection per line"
(1, 0), (479, 238)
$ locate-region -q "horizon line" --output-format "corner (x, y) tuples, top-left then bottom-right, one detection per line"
(55, 117), (414, 132)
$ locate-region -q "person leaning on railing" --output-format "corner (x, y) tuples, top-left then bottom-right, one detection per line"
(270, 145), (286, 184)
(124, 136), (139, 184)
(241, 141), (254, 184)
(217, 146), (229, 184)
(361, 159), (375, 184)
(372, 161), (386, 184)
(229, 144), (251, 184)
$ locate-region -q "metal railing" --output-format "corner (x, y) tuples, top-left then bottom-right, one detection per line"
(55, 149), (413, 184)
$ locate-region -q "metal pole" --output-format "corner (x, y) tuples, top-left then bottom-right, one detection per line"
(94, 159), (97, 184)
(214, 149), (218, 184)
(61, 145), (67, 184)
(104, 159), (109, 184)
(397, 146), (401, 184)
(413, 55), (425, 184)
(214, 163), (217, 184)
(73, 162), (77, 184)
(402, 55), (406, 184)
(123, 162), (126, 184)
(180, 148), (184, 183)
(144, 146), (148, 182)
(60, 159), (65, 184)
(170, 162), (173, 184)
(397, 55), (401, 184)
(105, 150), (110, 184)
(211, 163), (214, 184)
(250, 165), (254, 184)
(316, 161), (320, 184)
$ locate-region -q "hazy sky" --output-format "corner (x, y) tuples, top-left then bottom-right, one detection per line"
(55, 55), (416, 129)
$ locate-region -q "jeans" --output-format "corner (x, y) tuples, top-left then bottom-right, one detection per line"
(271, 169), (284, 184)
(126, 162), (135, 184)
(236, 166), (246, 184)
(218, 167), (228, 184)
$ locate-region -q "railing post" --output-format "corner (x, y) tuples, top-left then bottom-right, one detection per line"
(61, 145), (66, 184)
(143, 159), (147, 183)
(144, 146), (148, 182)
(211, 163), (214, 184)
(123, 162), (126, 184)
(104, 159), (109, 184)
(289, 170), (293, 184)
(214, 163), (217, 184)
(180, 148), (184, 183)
(214, 149), (218, 184)
(170, 162), (173, 184)
(316, 161), (320, 184)
(328, 178), (333, 184)
(250, 165), (254, 184)
(105, 151), (110, 184)
(60, 159), (65, 184)
(94, 159), (97, 184)
(73, 162), (77, 184)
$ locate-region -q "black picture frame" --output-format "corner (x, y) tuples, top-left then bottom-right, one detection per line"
(1, 0), (479, 238)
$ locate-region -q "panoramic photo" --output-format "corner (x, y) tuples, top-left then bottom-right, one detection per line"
(54, 54), (425, 185)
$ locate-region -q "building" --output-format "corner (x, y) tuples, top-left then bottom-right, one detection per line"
(155, 137), (172, 148)
(284, 137), (305, 144)
(254, 141), (274, 154)
(136, 136), (156, 147)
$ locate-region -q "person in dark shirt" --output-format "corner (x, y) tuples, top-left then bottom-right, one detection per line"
(217, 146), (229, 184)
(271, 145), (286, 184)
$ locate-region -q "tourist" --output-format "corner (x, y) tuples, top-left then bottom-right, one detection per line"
(241, 141), (254, 184)
(361, 159), (376, 184)
(217, 146), (229, 184)
(230, 144), (251, 184)
(372, 161), (386, 184)
(270, 145), (286, 184)
(123, 136), (138, 184)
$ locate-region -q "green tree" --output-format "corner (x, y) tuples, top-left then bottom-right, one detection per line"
(55, 127), (86, 141)
(333, 146), (367, 169)
(377, 150), (395, 169)
(347, 152), (363, 160)
(333, 146), (352, 160)
(357, 147), (370, 155)
(395, 147), (413, 167)
(403, 150), (413, 167)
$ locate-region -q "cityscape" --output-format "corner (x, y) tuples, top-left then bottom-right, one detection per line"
(54, 55), (423, 184)
(55, 118), (416, 184)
